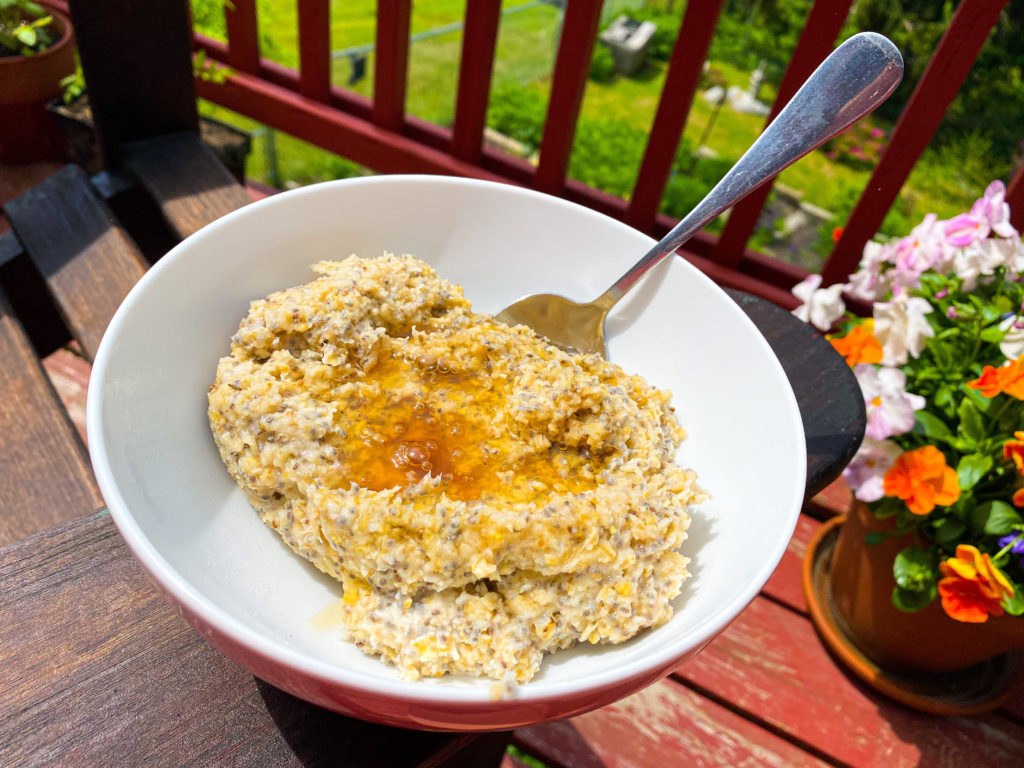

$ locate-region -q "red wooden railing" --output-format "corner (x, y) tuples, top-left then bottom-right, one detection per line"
(53, 0), (1024, 309)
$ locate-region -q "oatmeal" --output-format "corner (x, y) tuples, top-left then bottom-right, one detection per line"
(208, 254), (706, 687)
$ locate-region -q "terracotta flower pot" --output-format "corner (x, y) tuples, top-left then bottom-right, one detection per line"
(0, 3), (76, 163)
(829, 501), (1024, 673)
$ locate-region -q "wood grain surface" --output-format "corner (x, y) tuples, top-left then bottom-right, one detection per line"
(675, 596), (1024, 767)
(0, 513), (503, 768)
(518, 677), (829, 768)
(0, 290), (100, 541)
(727, 289), (865, 498)
(122, 133), (252, 240)
(4, 165), (148, 361)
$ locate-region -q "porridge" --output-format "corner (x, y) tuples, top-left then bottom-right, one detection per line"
(208, 254), (706, 689)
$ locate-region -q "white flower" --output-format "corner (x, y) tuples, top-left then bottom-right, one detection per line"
(999, 315), (1024, 360)
(854, 364), (926, 440)
(792, 274), (845, 331)
(873, 294), (934, 365)
(845, 241), (894, 302)
(952, 240), (1007, 290)
(843, 438), (902, 502)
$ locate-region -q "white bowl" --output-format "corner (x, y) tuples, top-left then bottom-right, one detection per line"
(87, 175), (805, 731)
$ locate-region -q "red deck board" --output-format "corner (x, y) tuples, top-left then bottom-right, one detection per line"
(760, 514), (820, 614)
(821, 0), (1010, 285)
(675, 596), (1024, 766)
(518, 676), (828, 768)
(714, 0), (854, 268)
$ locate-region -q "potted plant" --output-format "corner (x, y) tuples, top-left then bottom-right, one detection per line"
(793, 181), (1024, 712)
(47, 52), (252, 182)
(0, 0), (75, 162)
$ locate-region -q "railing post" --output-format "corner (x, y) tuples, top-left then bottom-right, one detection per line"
(374, 0), (413, 132)
(533, 0), (603, 195)
(821, 0), (1010, 286)
(67, 0), (198, 166)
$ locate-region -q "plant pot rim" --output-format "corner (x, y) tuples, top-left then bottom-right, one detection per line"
(0, 2), (74, 66)
(802, 515), (1019, 715)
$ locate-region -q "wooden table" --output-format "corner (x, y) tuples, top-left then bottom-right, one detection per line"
(2, 141), (1023, 767)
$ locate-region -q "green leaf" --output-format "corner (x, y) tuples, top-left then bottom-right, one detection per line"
(935, 384), (954, 409)
(871, 497), (904, 520)
(934, 518), (966, 546)
(865, 531), (895, 546)
(15, 26), (36, 47)
(962, 385), (993, 413)
(1002, 589), (1024, 617)
(931, 342), (953, 369)
(893, 547), (935, 591)
(980, 326), (1007, 343)
(957, 397), (985, 443)
(957, 454), (993, 490)
(972, 500), (1022, 536)
(892, 584), (937, 612)
(914, 411), (952, 441)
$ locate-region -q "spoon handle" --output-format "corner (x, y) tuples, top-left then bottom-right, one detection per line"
(599, 31), (903, 306)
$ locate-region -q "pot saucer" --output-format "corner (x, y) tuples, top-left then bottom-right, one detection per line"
(803, 516), (1019, 716)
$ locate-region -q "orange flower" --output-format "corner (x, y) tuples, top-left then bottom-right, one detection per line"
(1004, 431), (1024, 473)
(832, 226), (844, 243)
(969, 356), (1024, 399)
(1014, 488), (1024, 507)
(937, 545), (1014, 623)
(883, 445), (960, 516)
(829, 320), (883, 366)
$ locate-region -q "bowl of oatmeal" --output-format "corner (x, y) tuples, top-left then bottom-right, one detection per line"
(88, 175), (805, 730)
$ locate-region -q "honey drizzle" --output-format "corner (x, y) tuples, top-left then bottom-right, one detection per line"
(327, 344), (599, 502)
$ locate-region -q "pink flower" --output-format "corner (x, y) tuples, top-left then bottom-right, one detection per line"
(844, 438), (902, 501)
(791, 274), (845, 331)
(891, 215), (949, 288)
(855, 364), (926, 440)
(973, 180), (1018, 239)
(870, 127), (885, 139)
(845, 241), (894, 302)
(944, 213), (987, 249)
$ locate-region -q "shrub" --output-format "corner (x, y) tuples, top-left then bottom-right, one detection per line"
(661, 175), (710, 218)
(486, 83), (547, 149)
(568, 117), (650, 198)
(589, 43), (616, 84)
(823, 121), (887, 171)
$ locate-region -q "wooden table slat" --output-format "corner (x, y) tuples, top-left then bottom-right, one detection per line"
(122, 132), (252, 240)
(518, 676), (830, 768)
(0, 513), (499, 768)
(3, 165), (149, 361)
(0, 289), (100, 541)
(674, 595), (1024, 767)
(727, 289), (865, 499)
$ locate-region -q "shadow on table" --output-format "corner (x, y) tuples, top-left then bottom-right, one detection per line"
(833, 664), (1024, 767)
(256, 678), (459, 768)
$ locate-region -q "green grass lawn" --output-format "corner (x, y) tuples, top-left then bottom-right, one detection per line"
(192, 0), (995, 270)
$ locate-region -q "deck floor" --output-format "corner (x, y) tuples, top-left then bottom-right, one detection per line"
(7, 162), (1023, 766)
(39, 346), (1024, 768)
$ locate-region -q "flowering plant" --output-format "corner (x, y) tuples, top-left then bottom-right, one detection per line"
(793, 181), (1024, 623)
(822, 121), (887, 170)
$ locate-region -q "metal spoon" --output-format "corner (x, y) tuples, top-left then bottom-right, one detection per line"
(494, 32), (903, 356)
